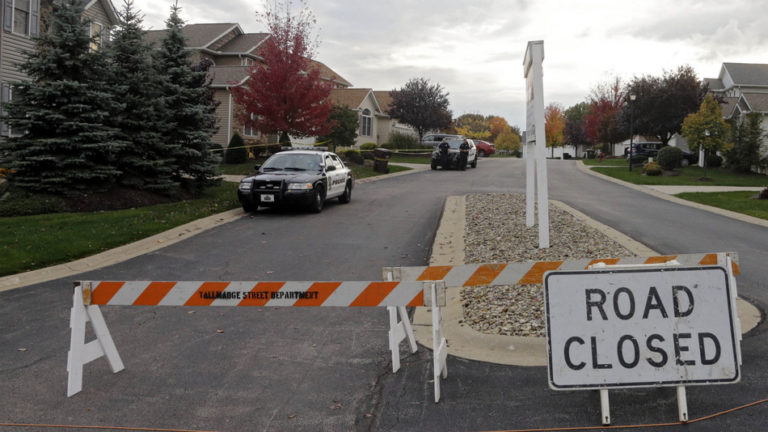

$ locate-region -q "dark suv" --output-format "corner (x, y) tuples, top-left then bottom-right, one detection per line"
(627, 142), (663, 158)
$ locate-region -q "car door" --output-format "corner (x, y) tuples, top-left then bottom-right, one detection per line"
(324, 154), (345, 198)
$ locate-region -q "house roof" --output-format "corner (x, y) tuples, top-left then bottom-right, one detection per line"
(329, 88), (372, 109)
(310, 60), (352, 87)
(208, 66), (251, 87)
(704, 78), (724, 91)
(84, 0), (119, 25)
(719, 97), (739, 118)
(722, 63), (768, 86)
(218, 33), (270, 53)
(742, 93), (768, 112)
(373, 91), (394, 113)
(145, 23), (242, 49)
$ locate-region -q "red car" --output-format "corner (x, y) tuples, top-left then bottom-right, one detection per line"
(473, 140), (495, 157)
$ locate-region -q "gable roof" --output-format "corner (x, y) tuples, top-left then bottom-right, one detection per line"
(718, 97), (739, 118)
(722, 63), (768, 87)
(218, 33), (270, 53)
(373, 91), (394, 113)
(703, 78), (724, 91)
(84, 0), (119, 25)
(329, 88), (384, 114)
(209, 66), (250, 88)
(145, 23), (242, 49)
(310, 60), (352, 87)
(742, 93), (768, 112)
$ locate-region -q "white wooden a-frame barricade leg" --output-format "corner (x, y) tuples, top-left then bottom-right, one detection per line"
(67, 282), (124, 397)
(384, 268), (418, 373)
(589, 253), (740, 425)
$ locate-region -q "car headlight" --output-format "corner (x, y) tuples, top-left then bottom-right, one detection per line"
(238, 180), (253, 192)
(287, 182), (313, 190)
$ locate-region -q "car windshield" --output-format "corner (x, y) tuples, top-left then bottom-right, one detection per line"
(446, 140), (464, 149)
(262, 153), (322, 171)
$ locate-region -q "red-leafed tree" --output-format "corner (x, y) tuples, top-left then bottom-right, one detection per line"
(231, 0), (333, 143)
(584, 77), (628, 155)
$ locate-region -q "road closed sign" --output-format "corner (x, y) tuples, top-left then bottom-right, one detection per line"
(544, 266), (739, 390)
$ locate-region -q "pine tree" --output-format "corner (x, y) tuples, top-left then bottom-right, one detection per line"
(1, 0), (126, 195)
(153, 2), (219, 191)
(108, 0), (178, 194)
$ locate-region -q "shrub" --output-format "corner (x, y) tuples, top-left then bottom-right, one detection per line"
(360, 142), (376, 151)
(388, 132), (419, 150)
(643, 161), (662, 176)
(759, 187), (768, 200)
(0, 189), (66, 217)
(657, 146), (683, 170)
(224, 134), (248, 164)
(342, 149), (364, 165)
(706, 154), (723, 168)
(630, 154), (648, 166)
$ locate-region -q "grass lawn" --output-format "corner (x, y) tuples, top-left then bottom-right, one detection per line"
(350, 164), (410, 178)
(591, 165), (768, 186)
(676, 191), (768, 220)
(0, 183), (240, 277)
(389, 154), (432, 164)
(582, 158), (628, 166)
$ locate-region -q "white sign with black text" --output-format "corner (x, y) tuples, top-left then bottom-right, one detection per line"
(545, 267), (739, 390)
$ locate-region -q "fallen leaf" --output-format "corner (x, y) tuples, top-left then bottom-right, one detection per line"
(187, 311), (196, 314)
(17, 348), (27, 352)
(288, 414), (296, 419)
(216, 329), (224, 333)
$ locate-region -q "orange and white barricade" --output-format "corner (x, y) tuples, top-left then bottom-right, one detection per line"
(67, 280), (445, 398)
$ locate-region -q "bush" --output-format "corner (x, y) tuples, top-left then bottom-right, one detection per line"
(706, 153), (723, 168)
(0, 189), (66, 216)
(387, 132), (419, 150)
(630, 154), (648, 165)
(224, 134), (248, 164)
(657, 146), (683, 170)
(643, 161), (662, 176)
(342, 149), (364, 165)
(360, 142), (376, 151)
(759, 187), (768, 200)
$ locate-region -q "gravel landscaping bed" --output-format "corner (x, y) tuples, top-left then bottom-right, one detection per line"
(461, 193), (636, 337)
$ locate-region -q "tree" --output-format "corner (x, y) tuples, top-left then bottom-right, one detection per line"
(496, 129), (521, 154)
(564, 102), (591, 158)
(725, 113), (765, 173)
(455, 113), (490, 139)
(545, 103), (565, 157)
(317, 105), (358, 151)
(584, 77), (627, 155)
(681, 94), (730, 179)
(231, 0), (333, 143)
(625, 65), (707, 146)
(108, 0), (177, 194)
(1, 0), (126, 195)
(487, 116), (510, 142)
(388, 77), (452, 142)
(154, 2), (220, 190)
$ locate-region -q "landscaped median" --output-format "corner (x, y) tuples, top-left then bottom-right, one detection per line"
(583, 160), (768, 221)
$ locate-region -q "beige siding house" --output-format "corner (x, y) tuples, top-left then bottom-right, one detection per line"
(329, 88), (384, 147)
(0, 0), (118, 135)
(372, 90), (417, 146)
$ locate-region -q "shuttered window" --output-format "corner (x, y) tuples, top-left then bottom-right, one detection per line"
(13, 0), (30, 35)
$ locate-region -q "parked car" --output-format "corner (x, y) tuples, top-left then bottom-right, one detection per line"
(430, 138), (477, 170)
(474, 140), (495, 157)
(680, 150), (699, 167)
(626, 142), (663, 159)
(421, 133), (465, 148)
(237, 150), (354, 213)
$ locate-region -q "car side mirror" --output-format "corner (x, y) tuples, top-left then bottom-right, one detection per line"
(326, 165), (336, 172)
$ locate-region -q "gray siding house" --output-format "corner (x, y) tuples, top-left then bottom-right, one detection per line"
(0, 0), (119, 135)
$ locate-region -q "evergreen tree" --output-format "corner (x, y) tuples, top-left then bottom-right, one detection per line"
(1, 0), (126, 195)
(108, 0), (178, 194)
(153, 2), (219, 191)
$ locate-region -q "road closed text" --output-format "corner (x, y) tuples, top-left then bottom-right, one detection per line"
(545, 267), (739, 389)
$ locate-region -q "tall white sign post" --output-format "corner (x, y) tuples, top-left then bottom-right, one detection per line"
(523, 41), (549, 248)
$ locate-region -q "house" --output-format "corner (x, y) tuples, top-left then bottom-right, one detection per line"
(373, 90), (417, 146)
(328, 88), (385, 147)
(704, 62), (768, 170)
(145, 23), (352, 148)
(0, 0), (119, 135)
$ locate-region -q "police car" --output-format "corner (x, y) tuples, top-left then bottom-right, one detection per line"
(237, 150), (354, 213)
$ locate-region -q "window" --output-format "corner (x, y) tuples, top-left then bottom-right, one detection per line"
(89, 22), (103, 51)
(331, 154), (344, 169)
(243, 113), (258, 137)
(360, 108), (372, 137)
(13, 0), (30, 35)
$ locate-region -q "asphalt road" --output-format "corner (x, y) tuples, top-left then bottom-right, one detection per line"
(1, 158), (766, 432)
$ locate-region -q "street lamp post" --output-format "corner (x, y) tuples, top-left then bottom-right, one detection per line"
(628, 93), (636, 172)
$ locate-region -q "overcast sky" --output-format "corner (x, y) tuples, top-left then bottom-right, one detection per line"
(130, 0), (768, 130)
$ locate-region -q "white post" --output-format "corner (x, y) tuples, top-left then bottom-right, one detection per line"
(698, 148), (705, 167)
(677, 386), (688, 422)
(524, 40), (549, 248)
(525, 142), (536, 227)
(385, 270), (417, 373)
(600, 389), (610, 425)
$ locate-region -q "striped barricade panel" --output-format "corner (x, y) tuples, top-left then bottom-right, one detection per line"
(81, 280), (443, 307)
(386, 252), (738, 286)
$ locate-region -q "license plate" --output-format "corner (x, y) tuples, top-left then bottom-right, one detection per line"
(260, 194), (274, 202)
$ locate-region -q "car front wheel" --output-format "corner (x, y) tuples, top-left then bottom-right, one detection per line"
(478, 150), (486, 157)
(431, 160), (437, 170)
(471, 156), (477, 168)
(309, 186), (324, 213)
(338, 181), (352, 204)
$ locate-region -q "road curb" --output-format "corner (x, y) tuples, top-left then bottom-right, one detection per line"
(577, 161), (768, 229)
(417, 193), (761, 366)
